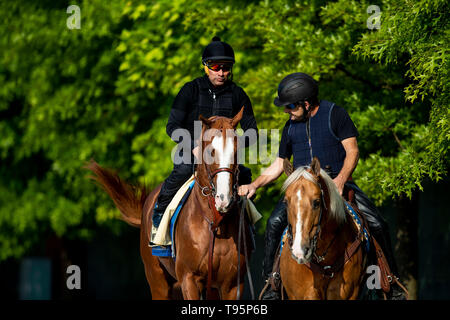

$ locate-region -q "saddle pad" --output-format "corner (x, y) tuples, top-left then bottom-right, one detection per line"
(150, 174), (262, 258)
(344, 201), (370, 252)
(279, 227), (288, 256)
(151, 180), (195, 258)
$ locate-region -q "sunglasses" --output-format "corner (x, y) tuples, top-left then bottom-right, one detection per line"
(206, 63), (233, 72)
(285, 102), (300, 110)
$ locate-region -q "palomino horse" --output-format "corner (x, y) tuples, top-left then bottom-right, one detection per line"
(279, 157), (367, 299)
(87, 107), (252, 299)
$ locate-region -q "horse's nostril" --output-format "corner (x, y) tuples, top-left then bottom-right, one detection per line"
(220, 194), (224, 201)
(304, 247), (310, 256)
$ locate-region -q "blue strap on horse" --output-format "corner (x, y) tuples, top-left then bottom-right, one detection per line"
(151, 180), (196, 258)
(279, 227), (288, 256)
(344, 201), (370, 252)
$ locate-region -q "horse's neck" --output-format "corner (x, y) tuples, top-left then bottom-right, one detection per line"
(190, 179), (216, 218)
(316, 213), (354, 264)
(320, 215), (340, 242)
(191, 181), (211, 210)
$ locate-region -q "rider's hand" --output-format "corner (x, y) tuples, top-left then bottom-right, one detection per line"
(238, 183), (257, 199)
(333, 176), (345, 196)
(192, 146), (200, 162)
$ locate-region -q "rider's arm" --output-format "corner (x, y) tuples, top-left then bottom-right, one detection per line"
(166, 82), (194, 144)
(338, 136), (358, 176)
(333, 137), (359, 195)
(330, 105), (360, 194)
(238, 157), (285, 199)
(239, 121), (292, 198)
(253, 157), (285, 188)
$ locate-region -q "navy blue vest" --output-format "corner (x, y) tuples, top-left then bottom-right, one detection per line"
(288, 100), (346, 178)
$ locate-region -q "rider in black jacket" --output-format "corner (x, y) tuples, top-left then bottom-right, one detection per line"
(152, 37), (258, 229)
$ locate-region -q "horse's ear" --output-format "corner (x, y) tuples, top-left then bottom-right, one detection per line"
(231, 106), (244, 128)
(199, 114), (212, 127)
(283, 158), (293, 177)
(311, 157), (321, 176)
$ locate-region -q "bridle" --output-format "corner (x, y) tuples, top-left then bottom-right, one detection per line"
(194, 140), (243, 300)
(310, 177), (328, 259)
(285, 171), (363, 280)
(286, 172), (329, 264)
(197, 141), (240, 209)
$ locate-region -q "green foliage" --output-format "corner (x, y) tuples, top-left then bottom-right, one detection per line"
(0, 0), (448, 260)
(352, 0), (449, 203)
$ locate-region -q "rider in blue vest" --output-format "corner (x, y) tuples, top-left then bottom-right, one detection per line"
(239, 72), (406, 300)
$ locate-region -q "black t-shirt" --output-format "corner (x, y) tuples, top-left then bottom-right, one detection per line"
(278, 104), (358, 159)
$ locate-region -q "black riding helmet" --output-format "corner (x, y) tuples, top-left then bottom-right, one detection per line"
(274, 73), (318, 107)
(202, 36), (235, 64)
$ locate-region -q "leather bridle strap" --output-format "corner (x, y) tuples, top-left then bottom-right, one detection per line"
(203, 188), (228, 300)
(206, 225), (216, 299)
(236, 197), (255, 300)
(202, 196), (223, 300)
(287, 172), (363, 279)
(199, 166), (239, 299)
(305, 236), (362, 278)
(210, 167), (234, 177)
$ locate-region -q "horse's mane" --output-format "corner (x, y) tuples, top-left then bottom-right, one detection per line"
(282, 167), (347, 224)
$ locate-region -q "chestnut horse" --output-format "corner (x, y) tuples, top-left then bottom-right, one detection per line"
(279, 157), (367, 299)
(87, 108), (252, 299)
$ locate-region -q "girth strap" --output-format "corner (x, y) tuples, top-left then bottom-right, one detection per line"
(305, 236), (362, 278)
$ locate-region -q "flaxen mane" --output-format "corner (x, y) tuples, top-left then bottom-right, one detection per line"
(282, 166), (346, 224)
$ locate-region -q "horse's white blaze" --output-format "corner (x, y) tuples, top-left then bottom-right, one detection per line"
(211, 135), (234, 210)
(292, 190), (305, 262)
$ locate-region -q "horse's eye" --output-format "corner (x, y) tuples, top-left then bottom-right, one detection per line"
(313, 199), (321, 209)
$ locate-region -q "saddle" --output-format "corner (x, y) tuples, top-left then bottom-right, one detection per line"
(150, 175), (262, 258)
(346, 186), (409, 299)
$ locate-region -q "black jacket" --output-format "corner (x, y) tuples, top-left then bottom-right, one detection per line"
(166, 75), (258, 149)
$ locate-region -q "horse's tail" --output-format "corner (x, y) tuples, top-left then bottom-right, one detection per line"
(85, 160), (147, 228)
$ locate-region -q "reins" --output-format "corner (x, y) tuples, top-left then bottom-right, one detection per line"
(236, 197), (255, 300)
(195, 162), (254, 300)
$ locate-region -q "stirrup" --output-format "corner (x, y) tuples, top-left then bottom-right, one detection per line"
(261, 287), (281, 300)
(259, 273), (281, 300)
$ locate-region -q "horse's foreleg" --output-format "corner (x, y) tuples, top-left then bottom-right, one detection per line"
(220, 283), (244, 300)
(181, 273), (202, 300)
(140, 247), (174, 299)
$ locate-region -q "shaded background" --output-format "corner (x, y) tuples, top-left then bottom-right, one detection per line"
(0, 0), (448, 299)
